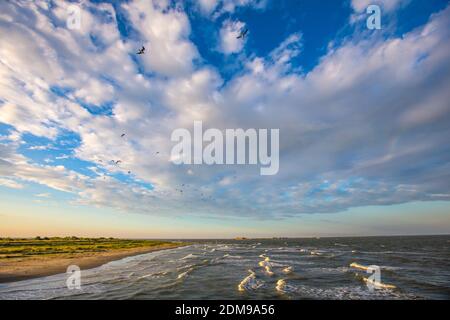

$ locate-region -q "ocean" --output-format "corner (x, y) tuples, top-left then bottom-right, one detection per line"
(0, 236), (449, 300)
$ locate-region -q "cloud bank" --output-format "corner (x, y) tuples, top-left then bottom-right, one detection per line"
(0, 0), (449, 219)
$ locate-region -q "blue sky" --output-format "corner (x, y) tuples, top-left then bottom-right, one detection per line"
(0, 0), (449, 238)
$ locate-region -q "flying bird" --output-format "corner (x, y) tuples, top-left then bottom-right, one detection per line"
(121, 133), (125, 138)
(237, 28), (248, 39)
(136, 46), (145, 55)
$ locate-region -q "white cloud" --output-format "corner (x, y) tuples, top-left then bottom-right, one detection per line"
(0, 177), (24, 189)
(28, 145), (54, 151)
(0, 1), (449, 219)
(351, 0), (410, 13)
(73, 78), (115, 105)
(35, 193), (51, 198)
(196, 0), (269, 18)
(210, 0), (269, 18)
(219, 19), (246, 55)
(198, 0), (220, 14)
(122, 0), (199, 77)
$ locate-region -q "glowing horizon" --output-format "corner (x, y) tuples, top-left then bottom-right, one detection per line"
(1, 0), (450, 238)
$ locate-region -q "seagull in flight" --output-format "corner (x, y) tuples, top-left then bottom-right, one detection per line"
(136, 46), (145, 55)
(237, 28), (248, 39)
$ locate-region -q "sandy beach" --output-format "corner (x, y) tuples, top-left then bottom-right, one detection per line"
(0, 243), (184, 284)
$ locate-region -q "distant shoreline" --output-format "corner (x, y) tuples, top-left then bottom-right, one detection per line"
(0, 243), (186, 284)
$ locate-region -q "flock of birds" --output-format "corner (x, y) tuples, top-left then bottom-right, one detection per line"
(134, 27), (248, 57)
(97, 133), (133, 178)
(97, 133), (217, 201)
(100, 29), (249, 193)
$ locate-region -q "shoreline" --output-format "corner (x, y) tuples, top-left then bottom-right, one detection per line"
(0, 243), (186, 284)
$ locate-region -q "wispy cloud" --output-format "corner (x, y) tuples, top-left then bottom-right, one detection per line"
(0, 177), (24, 190)
(351, 0), (410, 13)
(35, 193), (51, 198)
(197, 0), (269, 18)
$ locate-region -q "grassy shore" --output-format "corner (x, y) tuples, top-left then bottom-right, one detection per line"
(0, 237), (186, 283)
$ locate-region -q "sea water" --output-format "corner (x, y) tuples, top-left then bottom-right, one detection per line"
(0, 236), (449, 300)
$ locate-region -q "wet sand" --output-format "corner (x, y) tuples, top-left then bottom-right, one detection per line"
(0, 243), (184, 284)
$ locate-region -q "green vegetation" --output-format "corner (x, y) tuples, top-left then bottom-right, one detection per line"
(0, 237), (184, 259)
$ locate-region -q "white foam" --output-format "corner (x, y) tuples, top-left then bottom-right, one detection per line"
(276, 279), (286, 292)
(363, 277), (396, 290)
(258, 261), (267, 267)
(238, 270), (263, 292)
(264, 265), (274, 276)
(293, 284), (406, 300)
(349, 262), (369, 271)
(282, 266), (294, 274)
(177, 267), (193, 279)
(180, 253), (196, 260)
(380, 265), (402, 271)
(334, 243), (349, 247)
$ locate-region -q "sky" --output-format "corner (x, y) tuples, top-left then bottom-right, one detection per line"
(0, 0), (449, 238)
